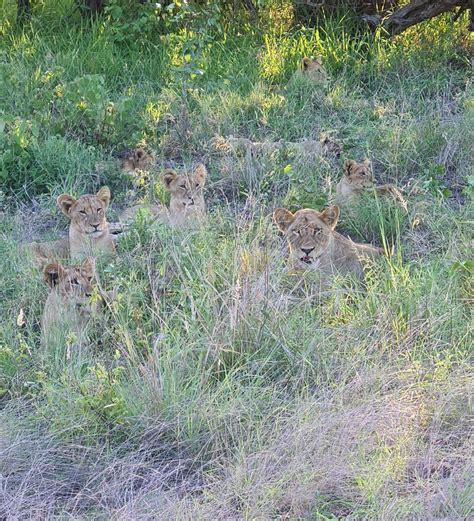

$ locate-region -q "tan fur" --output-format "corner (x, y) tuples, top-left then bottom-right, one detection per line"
(41, 258), (100, 348)
(29, 187), (115, 268)
(297, 57), (329, 83)
(119, 164), (207, 227)
(211, 134), (341, 161)
(118, 148), (154, 172)
(57, 186), (115, 261)
(274, 206), (383, 283)
(336, 159), (407, 209)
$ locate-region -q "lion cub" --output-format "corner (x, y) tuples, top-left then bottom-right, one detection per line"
(41, 257), (100, 348)
(274, 205), (383, 283)
(30, 186), (115, 267)
(335, 159), (406, 209)
(120, 164), (207, 227)
(116, 148), (154, 173)
(296, 57), (329, 83)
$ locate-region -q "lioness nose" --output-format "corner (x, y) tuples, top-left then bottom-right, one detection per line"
(189, 198), (195, 205)
(91, 223), (99, 230)
(301, 247), (314, 255)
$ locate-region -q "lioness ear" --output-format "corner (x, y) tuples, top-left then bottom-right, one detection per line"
(273, 208), (295, 232)
(44, 263), (65, 288)
(320, 205), (340, 229)
(343, 160), (356, 177)
(193, 163), (207, 185)
(96, 186), (111, 209)
(57, 194), (77, 217)
(362, 159), (371, 169)
(163, 169), (178, 190)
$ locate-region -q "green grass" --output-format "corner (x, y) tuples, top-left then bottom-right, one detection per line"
(0, 2), (473, 518)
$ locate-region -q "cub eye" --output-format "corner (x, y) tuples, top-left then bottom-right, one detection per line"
(195, 183), (200, 188)
(97, 207), (102, 213)
(180, 184), (186, 189)
(80, 210), (87, 216)
(71, 278), (79, 286)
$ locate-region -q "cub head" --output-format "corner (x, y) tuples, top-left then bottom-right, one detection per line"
(43, 257), (96, 307)
(119, 148), (154, 172)
(57, 187), (111, 238)
(343, 159), (374, 188)
(300, 57), (328, 82)
(163, 164), (207, 213)
(274, 206), (340, 269)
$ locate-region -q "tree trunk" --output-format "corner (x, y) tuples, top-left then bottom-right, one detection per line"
(17, 0), (31, 23)
(364, 0), (473, 36)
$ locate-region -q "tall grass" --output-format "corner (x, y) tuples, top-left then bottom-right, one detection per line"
(1, 2), (473, 518)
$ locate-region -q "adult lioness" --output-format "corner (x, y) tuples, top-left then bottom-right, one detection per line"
(274, 205), (383, 283)
(41, 257), (101, 349)
(119, 163), (207, 227)
(335, 159), (406, 209)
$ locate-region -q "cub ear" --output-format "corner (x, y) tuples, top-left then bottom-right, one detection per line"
(362, 159), (371, 169)
(320, 205), (340, 229)
(80, 256), (96, 273)
(163, 169), (178, 190)
(43, 263), (65, 288)
(343, 160), (357, 177)
(96, 186), (111, 209)
(273, 208), (295, 232)
(57, 194), (77, 217)
(301, 57), (311, 71)
(193, 163), (207, 185)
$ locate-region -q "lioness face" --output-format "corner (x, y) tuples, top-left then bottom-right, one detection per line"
(164, 164), (207, 213)
(57, 187), (111, 239)
(274, 206), (340, 269)
(44, 257), (96, 308)
(343, 159), (374, 188)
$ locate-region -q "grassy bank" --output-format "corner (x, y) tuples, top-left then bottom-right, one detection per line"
(0, 2), (473, 518)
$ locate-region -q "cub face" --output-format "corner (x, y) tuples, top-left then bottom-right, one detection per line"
(300, 57), (328, 82)
(343, 159), (374, 189)
(43, 257), (96, 309)
(57, 187), (111, 239)
(164, 164), (207, 215)
(274, 206), (340, 269)
(119, 148), (154, 172)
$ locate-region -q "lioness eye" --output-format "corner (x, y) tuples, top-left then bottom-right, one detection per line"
(71, 278), (79, 285)
(195, 183), (200, 188)
(97, 207), (102, 213)
(80, 210), (87, 215)
(180, 184), (186, 189)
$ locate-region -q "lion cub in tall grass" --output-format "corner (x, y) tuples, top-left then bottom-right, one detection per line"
(120, 164), (207, 227)
(41, 257), (101, 348)
(274, 205), (383, 284)
(296, 57), (329, 83)
(335, 159), (406, 209)
(30, 186), (115, 268)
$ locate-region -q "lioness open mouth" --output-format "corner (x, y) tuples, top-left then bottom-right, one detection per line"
(300, 256), (313, 264)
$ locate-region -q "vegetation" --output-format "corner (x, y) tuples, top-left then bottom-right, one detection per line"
(0, 1), (472, 518)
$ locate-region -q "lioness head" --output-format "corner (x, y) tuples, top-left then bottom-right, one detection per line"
(343, 159), (374, 188)
(57, 187), (111, 239)
(300, 57), (328, 82)
(43, 257), (96, 307)
(164, 164), (207, 215)
(274, 206), (340, 269)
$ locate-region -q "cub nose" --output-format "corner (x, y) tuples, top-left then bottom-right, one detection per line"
(188, 198), (195, 205)
(91, 223), (99, 230)
(301, 247), (314, 255)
